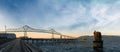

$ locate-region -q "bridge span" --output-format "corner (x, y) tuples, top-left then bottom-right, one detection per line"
(1, 25), (75, 39)
(0, 25), (77, 52)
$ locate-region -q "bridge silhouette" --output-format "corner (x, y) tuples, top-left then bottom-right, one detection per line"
(0, 25), (77, 52)
(3, 25), (74, 39)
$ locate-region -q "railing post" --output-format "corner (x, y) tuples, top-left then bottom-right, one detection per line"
(93, 31), (103, 52)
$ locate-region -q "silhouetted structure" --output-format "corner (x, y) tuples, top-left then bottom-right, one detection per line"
(93, 31), (103, 52)
(4, 25), (74, 39)
(94, 31), (102, 41)
(0, 33), (16, 45)
(0, 33), (16, 39)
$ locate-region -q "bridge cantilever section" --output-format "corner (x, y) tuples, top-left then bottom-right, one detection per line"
(4, 25), (74, 39)
(6, 25), (61, 35)
(6, 25), (49, 32)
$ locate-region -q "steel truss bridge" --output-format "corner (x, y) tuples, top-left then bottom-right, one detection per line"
(2, 25), (74, 39)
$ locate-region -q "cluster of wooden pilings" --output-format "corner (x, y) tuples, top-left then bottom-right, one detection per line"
(93, 31), (103, 52)
(22, 38), (78, 44)
(21, 31), (104, 52)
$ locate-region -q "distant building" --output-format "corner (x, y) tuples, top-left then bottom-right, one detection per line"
(0, 33), (16, 39)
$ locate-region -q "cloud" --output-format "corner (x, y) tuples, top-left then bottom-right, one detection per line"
(90, 1), (120, 29)
(0, 0), (120, 36)
(0, 9), (13, 26)
(17, 0), (88, 29)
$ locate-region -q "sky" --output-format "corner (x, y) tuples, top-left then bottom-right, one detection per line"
(0, 0), (120, 38)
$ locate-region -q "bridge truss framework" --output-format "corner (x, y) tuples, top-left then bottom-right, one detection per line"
(2, 25), (74, 39)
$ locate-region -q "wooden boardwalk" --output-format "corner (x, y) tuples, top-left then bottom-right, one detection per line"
(0, 39), (42, 52)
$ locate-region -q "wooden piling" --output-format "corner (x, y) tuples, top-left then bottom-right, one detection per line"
(93, 31), (103, 52)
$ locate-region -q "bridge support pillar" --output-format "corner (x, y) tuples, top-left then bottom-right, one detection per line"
(52, 33), (54, 39)
(60, 35), (62, 39)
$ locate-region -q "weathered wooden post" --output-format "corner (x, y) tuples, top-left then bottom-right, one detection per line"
(93, 31), (103, 52)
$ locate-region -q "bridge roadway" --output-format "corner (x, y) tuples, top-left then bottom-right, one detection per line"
(0, 39), (41, 52)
